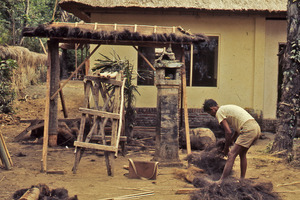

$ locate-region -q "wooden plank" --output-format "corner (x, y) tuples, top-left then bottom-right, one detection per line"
(74, 141), (117, 152)
(85, 76), (123, 86)
(20, 118), (80, 123)
(91, 135), (127, 142)
(59, 84), (68, 118)
(175, 188), (198, 194)
(79, 108), (120, 119)
(14, 122), (44, 142)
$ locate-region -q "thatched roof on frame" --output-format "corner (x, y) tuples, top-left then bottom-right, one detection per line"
(59, 0), (287, 12)
(22, 22), (208, 46)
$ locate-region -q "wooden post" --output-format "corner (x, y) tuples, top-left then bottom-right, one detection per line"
(181, 47), (191, 155)
(48, 40), (60, 147)
(42, 39), (60, 172)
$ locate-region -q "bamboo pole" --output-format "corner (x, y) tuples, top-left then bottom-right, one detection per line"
(50, 44), (101, 100)
(181, 47), (191, 155)
(75, 43), (78, 79)
(39, 39), (47, 54)
(19, 187), (40, 200)
(0, 133), (12, 170)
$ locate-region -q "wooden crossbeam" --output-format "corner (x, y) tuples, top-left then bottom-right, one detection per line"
(79, 108), (120, 119)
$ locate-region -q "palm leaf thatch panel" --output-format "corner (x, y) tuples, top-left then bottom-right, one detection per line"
(0, 45), (47, 95)
(59, 0), (287, 12)
(22, 22), (208, 44)
(0, 45), (47, 67)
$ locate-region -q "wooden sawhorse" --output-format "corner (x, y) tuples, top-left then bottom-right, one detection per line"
(72, 73), (126, 176)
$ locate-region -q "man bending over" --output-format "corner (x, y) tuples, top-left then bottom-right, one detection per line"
(203, 99), (261, 183)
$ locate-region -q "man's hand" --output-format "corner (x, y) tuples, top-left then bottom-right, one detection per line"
(222, 147), (229, 156)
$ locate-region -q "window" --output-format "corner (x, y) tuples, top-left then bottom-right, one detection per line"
(184, 36), (218, 87)
(137, 36), (219, 86)
(137, 47), (155, 85)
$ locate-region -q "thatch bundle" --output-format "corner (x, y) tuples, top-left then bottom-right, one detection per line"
(186, 148), (226, 180)
(191, 177), (280, 200)
(0, 45), (47, 96)
(13, 183), (78, 200)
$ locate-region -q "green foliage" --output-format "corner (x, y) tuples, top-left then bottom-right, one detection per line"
(290, 39), (300, 64)
(93, 52), (140, 103)
(0, 0), (79, 52)
(0, 58), (18, 113)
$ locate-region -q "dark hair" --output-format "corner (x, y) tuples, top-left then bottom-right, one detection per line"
(203, 99), (218, 112)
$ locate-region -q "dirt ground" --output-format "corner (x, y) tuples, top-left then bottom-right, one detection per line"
(0, 80), (300, 200)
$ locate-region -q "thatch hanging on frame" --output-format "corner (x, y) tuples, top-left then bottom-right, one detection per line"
(22, 22), (208, 45)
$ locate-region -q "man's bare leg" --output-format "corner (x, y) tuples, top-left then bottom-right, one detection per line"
(217, 144), (243, 183)
(239, 147), (249, 179)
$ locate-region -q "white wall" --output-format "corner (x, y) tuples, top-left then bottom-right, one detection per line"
(263, 20), (287, 119)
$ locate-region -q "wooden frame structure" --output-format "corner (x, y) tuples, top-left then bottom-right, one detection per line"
(22, 22), (207, 172)
(73, 74), (126, 176)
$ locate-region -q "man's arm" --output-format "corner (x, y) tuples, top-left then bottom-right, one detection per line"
(220, 119), (232, 156)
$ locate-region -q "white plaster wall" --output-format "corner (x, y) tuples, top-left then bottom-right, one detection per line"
(264, 20), (287, 119)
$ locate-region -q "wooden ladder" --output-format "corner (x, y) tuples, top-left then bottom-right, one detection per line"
(72, 73), (126, 176)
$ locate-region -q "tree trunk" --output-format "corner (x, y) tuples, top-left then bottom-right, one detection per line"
(125, 94), (135, 142)
(271, 0), (300, 153)
(19, 0), (30, 45)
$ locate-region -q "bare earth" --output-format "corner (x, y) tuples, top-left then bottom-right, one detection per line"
(0, 80), (299, 200)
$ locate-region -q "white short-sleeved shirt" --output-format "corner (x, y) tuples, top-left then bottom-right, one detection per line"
(216, 105), (254, 133)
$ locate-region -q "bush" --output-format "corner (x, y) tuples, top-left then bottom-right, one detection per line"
(0, 58), (18, 113)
